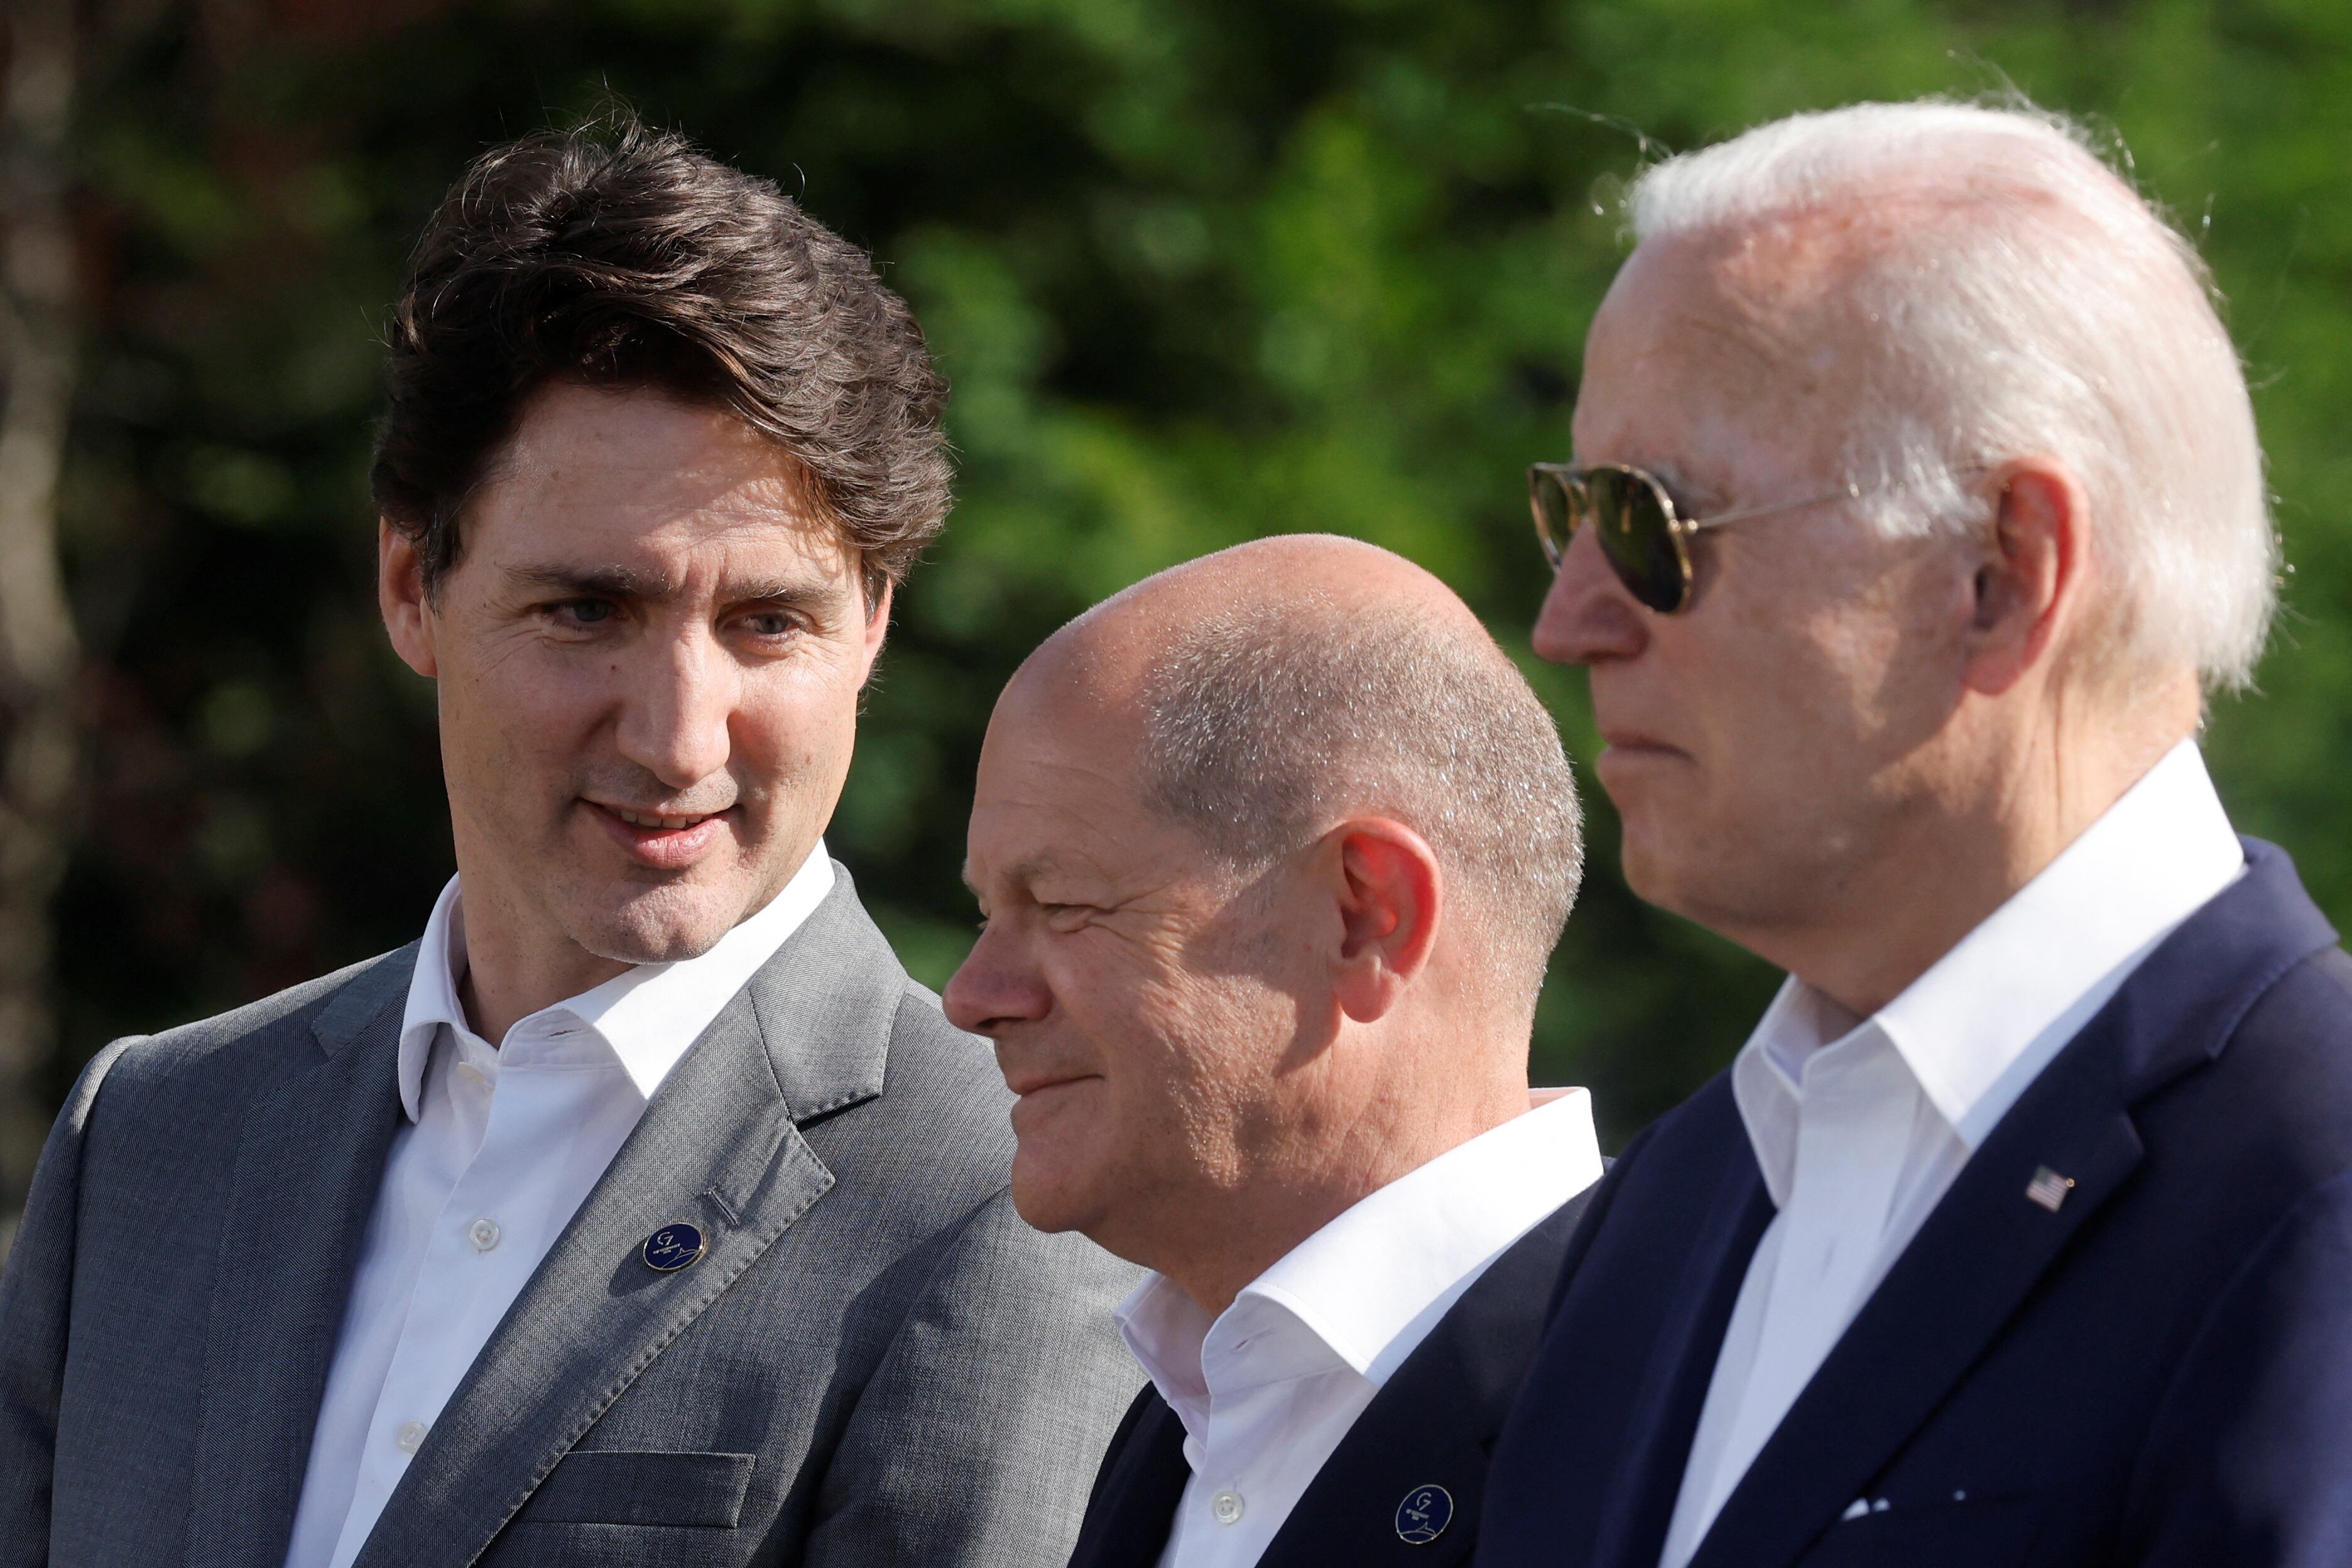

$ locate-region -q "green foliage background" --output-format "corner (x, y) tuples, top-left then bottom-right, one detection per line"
(50, 0), (2352, 1145)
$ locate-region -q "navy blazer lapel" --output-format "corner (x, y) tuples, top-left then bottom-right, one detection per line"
(185, 947), (416, 1568)
(1067, 1390), (1190, 1568)
(349, 871), (901, 1568)
(1257, 1192), (1592, 1567)
(1685, 839), (2340, 1568)
(1589, 1141), (1775, 1568)
(1684, 1075), (2142, 1568)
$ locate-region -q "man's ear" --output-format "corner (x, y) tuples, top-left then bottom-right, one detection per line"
(1961, 459), (2087, 698)
(1322, 818), (1444, 1025)
(379, 520), (439, 679)
(858, 576), (894, 686)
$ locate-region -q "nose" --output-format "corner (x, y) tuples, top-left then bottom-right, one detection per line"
(614, 624), (738, 791)
(944, 918), (1054, 1038)
(1532, 520), (1650, 666)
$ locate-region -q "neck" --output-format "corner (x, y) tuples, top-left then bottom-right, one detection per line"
(1742, 687), (2199, 1018)
(1152, 1023), (1532, 1317)
(447, 859), (633, 1049)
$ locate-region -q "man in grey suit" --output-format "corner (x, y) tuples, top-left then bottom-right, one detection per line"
(0, 116), (1138, 1567)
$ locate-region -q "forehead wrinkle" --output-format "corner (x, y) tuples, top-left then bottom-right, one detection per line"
(1578, 304), (1788, 465)
(990, 757), (1150, 853)
(675, 474), (830, 534)
(1589, 249), (1773, 400)
(494, 449), (834, 566)
(975, 716), (1170, 896)
(1582, 227), (1886, 498)
(493, 477), (790, 552)
(980, 834), (1126, 896)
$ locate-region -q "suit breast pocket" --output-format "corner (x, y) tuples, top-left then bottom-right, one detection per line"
(515, 1449), (757, 1529)
(1797, 1493), (2039, 1567)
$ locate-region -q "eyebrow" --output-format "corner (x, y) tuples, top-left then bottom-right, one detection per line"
(962, 853), (1063, 895)
(503, 564), (836, 606)
(506, 564), (673, 600)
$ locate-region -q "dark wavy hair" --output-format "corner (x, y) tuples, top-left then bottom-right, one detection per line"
(371, 111), (950, 601)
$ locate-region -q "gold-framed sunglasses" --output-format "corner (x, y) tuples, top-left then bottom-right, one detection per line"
(1528, 462), (1863, 614)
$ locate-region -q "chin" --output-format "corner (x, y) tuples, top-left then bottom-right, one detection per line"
(1619, 834), (1745, 935)
(1623, 832), (1721, 915)
(569, 882), (746, 965)
(1008, 1143), (1113, 1238)
(1614, 817), (1674, 902)
(1006, 1167), (1086, 1236)
(1626, 822), (1826, 946)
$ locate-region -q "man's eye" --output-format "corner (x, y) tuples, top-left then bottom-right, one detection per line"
(739, 612), (800, 638)
(554, 599), (616, 625)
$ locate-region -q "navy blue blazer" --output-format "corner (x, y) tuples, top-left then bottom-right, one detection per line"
(1069, 1189), (1596, 1568)
(1478, 839), (2352, 1568)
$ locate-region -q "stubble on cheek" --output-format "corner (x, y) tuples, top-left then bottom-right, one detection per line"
(1161, 982), (1307, 1197)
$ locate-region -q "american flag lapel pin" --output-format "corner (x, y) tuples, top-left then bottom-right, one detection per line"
(2026, 1165), (2075, 1212)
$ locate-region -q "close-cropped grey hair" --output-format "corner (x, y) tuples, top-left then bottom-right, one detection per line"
(1626, 99), (2275, 692)
(1137, 599), (1584, 1004)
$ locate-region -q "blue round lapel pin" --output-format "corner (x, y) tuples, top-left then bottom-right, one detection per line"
(642, 1222), (707, 1273)
(1395, 1483), (1453, 1545)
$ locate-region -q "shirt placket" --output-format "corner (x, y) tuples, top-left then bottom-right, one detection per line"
(1715, 1038), (1917, 1508)
(325, 1030), (536, 1568)
(1181, 1306), (1297, 1566)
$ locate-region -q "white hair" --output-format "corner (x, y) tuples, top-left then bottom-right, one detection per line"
(1625, 100), (2275, 690)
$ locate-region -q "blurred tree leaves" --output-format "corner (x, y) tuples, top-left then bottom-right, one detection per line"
(45, 0), (2352, 1146)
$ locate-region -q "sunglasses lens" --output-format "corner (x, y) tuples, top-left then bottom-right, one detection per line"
(1588, 469), (1689, 612)
(1530, 468), (1574, 568)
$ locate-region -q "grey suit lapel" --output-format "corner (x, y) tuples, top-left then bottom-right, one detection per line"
(350, 868), (905, 1568)
(186, 946), (417, 1568)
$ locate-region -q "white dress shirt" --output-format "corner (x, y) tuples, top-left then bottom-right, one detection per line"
(1657, 742), (2245, 1568)
(1121, 1089), (1606, 1568)
(282, 841), (837, 1568)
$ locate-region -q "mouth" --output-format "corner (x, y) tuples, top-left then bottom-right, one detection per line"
(1002, 1068), (1099, 1100)
(1592, 728), (1692, 792)
(1597, 727), (1687, 760)
(583, 799), (735, 870)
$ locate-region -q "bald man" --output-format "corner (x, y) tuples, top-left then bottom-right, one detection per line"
(944, 536), (1603, 1568)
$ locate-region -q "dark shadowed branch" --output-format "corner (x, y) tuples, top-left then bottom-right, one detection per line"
(0, 0), (82, 1248)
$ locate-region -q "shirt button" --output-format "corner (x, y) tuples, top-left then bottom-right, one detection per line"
(455, 1062), (486, 1086)
(1211, 1489), (1244, 1526)
(395, 1420), (427, 1455)
(467, 1217), (501, 1253)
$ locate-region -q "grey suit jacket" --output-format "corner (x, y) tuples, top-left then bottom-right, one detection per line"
(0, 864), (1142, 1567)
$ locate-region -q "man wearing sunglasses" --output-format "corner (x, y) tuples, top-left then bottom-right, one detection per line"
(1481, 101), (2352, 1568)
